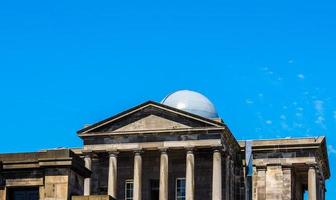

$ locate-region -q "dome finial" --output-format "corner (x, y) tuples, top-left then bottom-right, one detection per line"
(161, 90), (218, 118)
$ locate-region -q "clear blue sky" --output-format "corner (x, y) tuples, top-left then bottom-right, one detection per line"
(0, 0), (335, 198)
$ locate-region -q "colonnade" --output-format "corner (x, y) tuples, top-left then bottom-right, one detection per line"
(83, 148), (225, 200)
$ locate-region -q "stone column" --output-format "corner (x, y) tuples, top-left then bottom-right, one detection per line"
(308, 165), (317, 200)
(186, 148), (195, 200)
(84, 153), (92, 196)
(212, 149), (222, 200)
(108, 151), (118, 198)
(159, 148), (168, 200)
(133, 150), (142, 200)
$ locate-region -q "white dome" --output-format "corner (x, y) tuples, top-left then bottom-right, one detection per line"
(161, 90), (219, 118)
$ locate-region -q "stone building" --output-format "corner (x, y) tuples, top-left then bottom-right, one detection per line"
(0, 90), (330, 200)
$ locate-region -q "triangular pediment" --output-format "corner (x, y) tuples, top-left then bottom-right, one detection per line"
(77, 101), (224, 135)
(113, 114), (191, 133)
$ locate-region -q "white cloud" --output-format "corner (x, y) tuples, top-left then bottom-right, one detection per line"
(245, 99), (254, 104)
(297, 107), (304, 111)
(313, 100), (326, 128)
(333, 111), (336, 120)
(266, 120), (272, 125)
(328, 145), (336, 155)
(314, 100), (324, 113)
(315, 116), (326, 128)
(298, 74), (305, 80)
(294, 122), (303, 128)
(288, 59), (294, 64)
(296, 113), (303, 117)
(280, 115), (287, 120)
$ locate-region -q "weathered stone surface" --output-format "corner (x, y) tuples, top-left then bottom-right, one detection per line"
(72, 195), (113, 200)
(256, 168), (266, 200)
(0, 188), (5, 200)
(266, 165), (283, 200)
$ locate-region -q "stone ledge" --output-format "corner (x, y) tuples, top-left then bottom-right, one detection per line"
(72, 195), (115, 200)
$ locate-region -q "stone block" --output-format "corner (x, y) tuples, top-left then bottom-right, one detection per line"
(71, 195), (112, 200)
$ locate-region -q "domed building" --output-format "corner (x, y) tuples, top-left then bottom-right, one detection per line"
(0, 90), (330, 200)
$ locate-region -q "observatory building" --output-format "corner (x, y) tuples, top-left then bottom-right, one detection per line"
(0, 90), (330, 200)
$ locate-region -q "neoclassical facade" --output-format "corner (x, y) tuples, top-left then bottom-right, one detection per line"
(0, 90), (330, 200)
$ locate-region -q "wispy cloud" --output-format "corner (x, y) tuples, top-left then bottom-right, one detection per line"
(245, 99), (254, 105)
(314, 100), (326, 129)
(265, 120), (272, 125)
(328, 145), (336, 155)
(280, 114), (287, 120)
(314, 100), (324, 113)
(298, 74), (305, 80)
(296, 113), (303, 117)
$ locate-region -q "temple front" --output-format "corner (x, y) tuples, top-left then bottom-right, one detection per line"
(0, 90), (330, 200)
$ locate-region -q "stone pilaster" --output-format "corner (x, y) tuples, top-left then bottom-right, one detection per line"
(252, 166), (257, 200)
(308, 165), (317, 200)
(0, 187), (6, 200)
(159, 148), (168, 200)
(265, 164), (283, 200)
(108, 151), (118, 198)
(133, 150), (142, 200)
(282, 165), (292, 200)
(256, 166), (266, 200)
(83, 153), (92, 196)
(212, 149), (222, 200)
(186, 148), (195, 200)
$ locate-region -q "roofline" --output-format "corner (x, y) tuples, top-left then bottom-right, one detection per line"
(77, 100), (225, 134)
(238, 136), (330, 179)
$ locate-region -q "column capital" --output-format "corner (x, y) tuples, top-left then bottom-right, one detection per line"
(307, 164), (317, 170)
(158, 147), (168, 153)
(134, 148), (143, 155)
(82, 150), (93, 157)
(211, 146), (224, 152)
(185, 146), (194, 153)
(108, 151), (119, 157)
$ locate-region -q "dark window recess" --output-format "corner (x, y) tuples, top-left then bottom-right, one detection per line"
(150, 179), (159, 200)
(8, 187), (39, 200)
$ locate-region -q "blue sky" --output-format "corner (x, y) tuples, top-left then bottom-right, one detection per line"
(0, 0), (335, 198)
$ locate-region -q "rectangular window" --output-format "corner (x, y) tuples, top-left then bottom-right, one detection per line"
(176, 178), (186, 200)
(125, 180), (134, 200)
